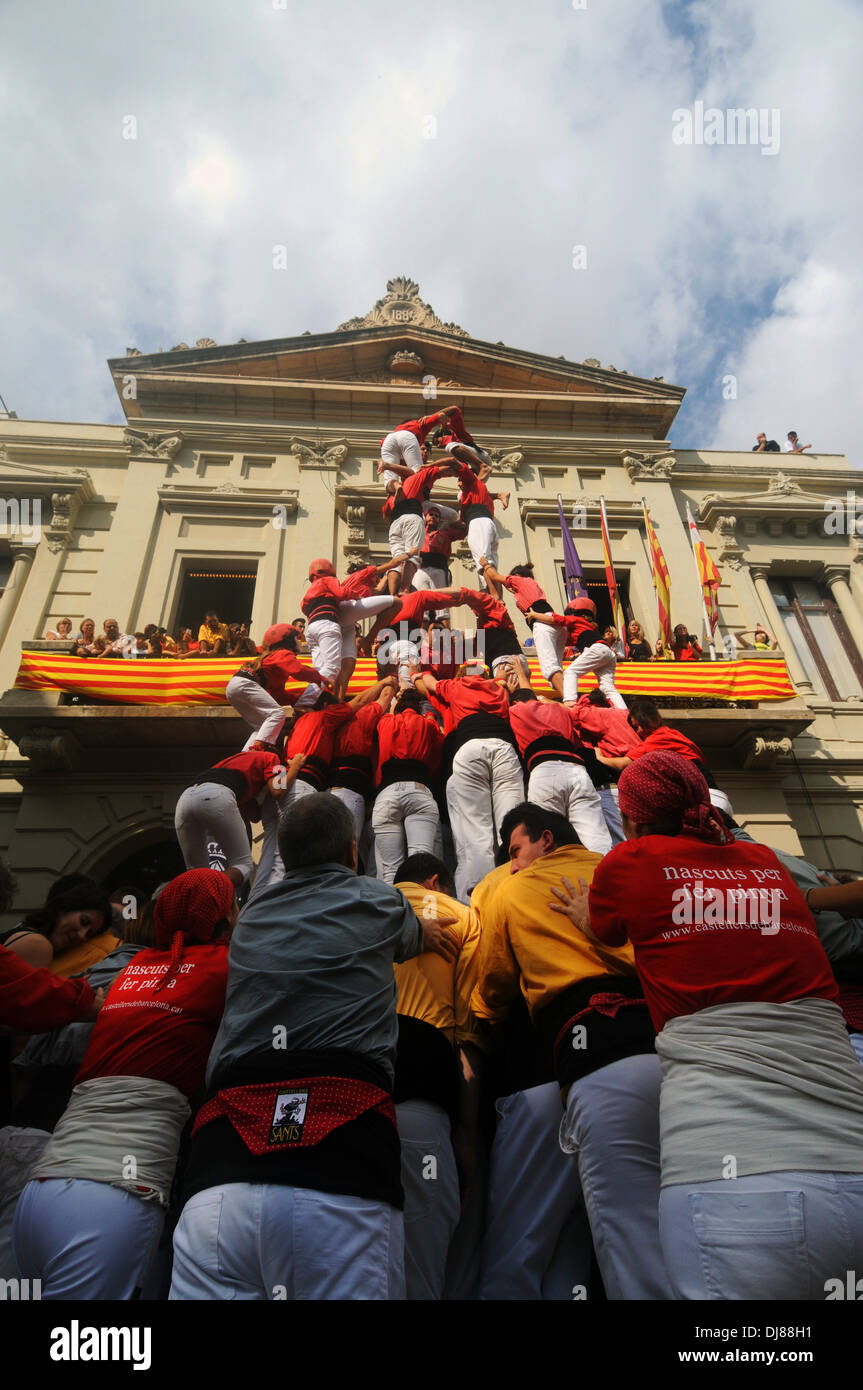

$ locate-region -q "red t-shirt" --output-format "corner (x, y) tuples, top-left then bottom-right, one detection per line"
(301, 568), (377, 619)
(334, 701), (385, 759)
(376, 708), (443, 775)
(434, 676), (510, 729)
(258, 649), (320, 700)
(210, 750), (285, 811)
(424, 519), (465, 560)
(286, 703), (353, 763)
(628, 726), (704, 763)
(588, 835), (838, 1033)
(392, 589), (464, 627)
(382, 412), (445, 446)
(674, 642), (702, 661)
(75, 940), (230, 1097)
(458, 464), (494, 513)
(551, 611), (595, 644)
(503, 574), (545, 614)
(508, 700), (582, 759)
(435, 406), (473, 447)
(462, 589), (516, 632)
(573, 698), (640, 756)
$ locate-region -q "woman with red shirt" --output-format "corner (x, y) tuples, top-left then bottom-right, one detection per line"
(371, 686), (445, 883)
(556, 751), (863, 1300)
(12, 869), (237, 1300)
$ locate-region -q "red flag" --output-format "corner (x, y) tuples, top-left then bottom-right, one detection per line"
(686, 503), (721, 633)
(641, 499), (672, 649)
(599, 497), (626, 643)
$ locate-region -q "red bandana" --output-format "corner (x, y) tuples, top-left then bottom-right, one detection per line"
(618, 750), (734, 845)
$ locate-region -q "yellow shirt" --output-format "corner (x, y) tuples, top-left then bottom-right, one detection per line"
(469, 863), (511, 929)
(198, 622), (229, 644)
(470, 844), (637, 1025)
(394, 882), (485, 1050)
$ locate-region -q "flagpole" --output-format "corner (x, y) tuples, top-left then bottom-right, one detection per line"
(641, 496), (666, 653)
(600, 495), (627, 646)
(685, 505), (717, 661)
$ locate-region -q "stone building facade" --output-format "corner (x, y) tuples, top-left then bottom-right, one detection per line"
(1, 277), (861, 922)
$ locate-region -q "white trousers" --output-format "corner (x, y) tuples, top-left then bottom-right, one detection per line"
(338, 595), (395, 660)
(305, 619), (342, 685)
(446, 738), (525, 902)
(527, 761), (612, 855)
(413, 564), (448, 592)
(331, 785), (367, 843)
(480, 1083), (591, 1301)
(226, 674), (287, 750)
(532, 620), (567, 683)
(372, 782), (440, 884)
(175, 783), (254, 880)
(559, 1053), (673, 1299)
(381, 429), (423, 485)
(466, 516), (498, 591)
(389, 512), (426, 559)
(396, 1099), (460, 1301)
(13, 1177), (164, 1300)
(170, 1183), (405, 1300)
(563, 643), (627, 707)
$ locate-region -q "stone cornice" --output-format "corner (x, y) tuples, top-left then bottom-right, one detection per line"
(156, 484), (299, 516)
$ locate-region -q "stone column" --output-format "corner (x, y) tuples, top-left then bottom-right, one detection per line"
(824, 566), (863, 657)
(750, 566), (813, 693)
(0, 543), (37, 648)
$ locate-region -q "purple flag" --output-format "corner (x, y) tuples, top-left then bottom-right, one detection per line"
(557, 495), (588, 600)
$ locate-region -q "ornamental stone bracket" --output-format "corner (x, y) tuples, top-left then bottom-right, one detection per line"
(289, 437), (349, 472)
(485, 446), (526, 477)
(45, 492), (76, 553)
(157, 484), (299, 517)
(453, 541), (476, 573)
(345, 504), (367, 544)
(123, 428), (183, 459)
(732, 730), (794, 770)
(17, 727), (83, 772)
(621, 449), (676, 481)
(714, 514), (745, 570)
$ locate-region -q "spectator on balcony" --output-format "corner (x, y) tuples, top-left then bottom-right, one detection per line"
(174, 627), (199, 657)
(625, 620), (653, 662)
(71, 618), (97, 654)
(103, 618), (133, 656)
(228, 623), (257, 658)
(737, 625), (778, 651)
(751, 432), (780, 453)
(602, 626), (626, 659)
(669, 624), (702, 662)
(785, 431), (812, 454)
(44, 618), (73, 641)
(198, 611), (229, 653)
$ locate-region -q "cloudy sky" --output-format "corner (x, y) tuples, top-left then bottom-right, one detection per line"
(1, 0), (860, 460)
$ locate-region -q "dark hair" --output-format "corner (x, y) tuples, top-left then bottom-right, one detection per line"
(0, 856), (17, 916)
(123, 897), (157, 947)
(395, 853), (454, 894)
(277, 792), (356, 871)
(22, 881), (113, 942)
(346, 562), (366, 575)
(496, 801), (578, 863)
(628, 697), (661, 728)
(393, 687), (424, 715)
(47, 873), (94, 902)
(312, 689), (340, 710)
(508, 688), (537, 704)
(587, 688), (611, 707)
(508, 564), (535, 579)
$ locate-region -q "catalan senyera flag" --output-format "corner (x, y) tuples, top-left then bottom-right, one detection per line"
(641, 499), (672, 650)
(686, 502), (721, 634)
(556, 494), (588, 600)
(599, 496), (626, 643)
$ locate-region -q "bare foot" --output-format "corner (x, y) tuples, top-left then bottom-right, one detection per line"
(499, 491), (511, 511)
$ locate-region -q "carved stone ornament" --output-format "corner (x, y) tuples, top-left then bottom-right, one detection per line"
(714, 514), (744, 569)
(386, 349), (424, 376)
(485, 447), (525, 476)
(735, 732), (793, 770)
(125, 347), (142, 357)
(169, 342), (190, 352)
(290, 438), (349, 472)
(767, 472), (805, 496)
(622, 450), (676, 481)
(344, 550), (367, 568)
(124, 429), (183, 460)
(195, 338), (217, 349)
(453, 541), (475, 571)
(338, 276), (469, 337)
(18, 728), (82, 772)
(582, 358), (601, 368)
(43, 492), (74, 553)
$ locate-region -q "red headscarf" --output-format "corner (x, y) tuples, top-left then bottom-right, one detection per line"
(617, 751), (734, 845)
(153, 868), (235, 992)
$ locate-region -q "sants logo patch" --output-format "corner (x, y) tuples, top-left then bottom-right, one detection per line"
(269, 1089), (309, 1144)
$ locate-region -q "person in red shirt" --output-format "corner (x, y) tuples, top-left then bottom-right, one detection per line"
(455, 464), (509, 599)
(412, 504), (467, 619)
(461, 587), (528, 679)
(174, 746), (306, 892)
(363, 586), (469, 685)
(379, 405), (461, 484)
(225, 622), (325, 752)
(329, 677), (398, 847)
(430, 405), (494, 473)
(411, 670), (524, 901)
(380, 457), (461, 596)
(669, 624), (702, 661)
(478, 560), (565, 695)
(12, 869), (236, 1300)
(301, 558), (406, 700)
(551, 752), (863, 1301)
(371, 686), (446, 883)
(501, 666), (611, 854)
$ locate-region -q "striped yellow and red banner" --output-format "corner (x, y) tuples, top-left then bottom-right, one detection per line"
(13, 651), (797, 704)
(642, 500), (672, 650)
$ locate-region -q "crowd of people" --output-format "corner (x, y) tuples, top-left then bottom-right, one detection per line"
(5, 402), (860, 1303)
(752, 430), (813, 454)
(44, 613), (259, 660)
